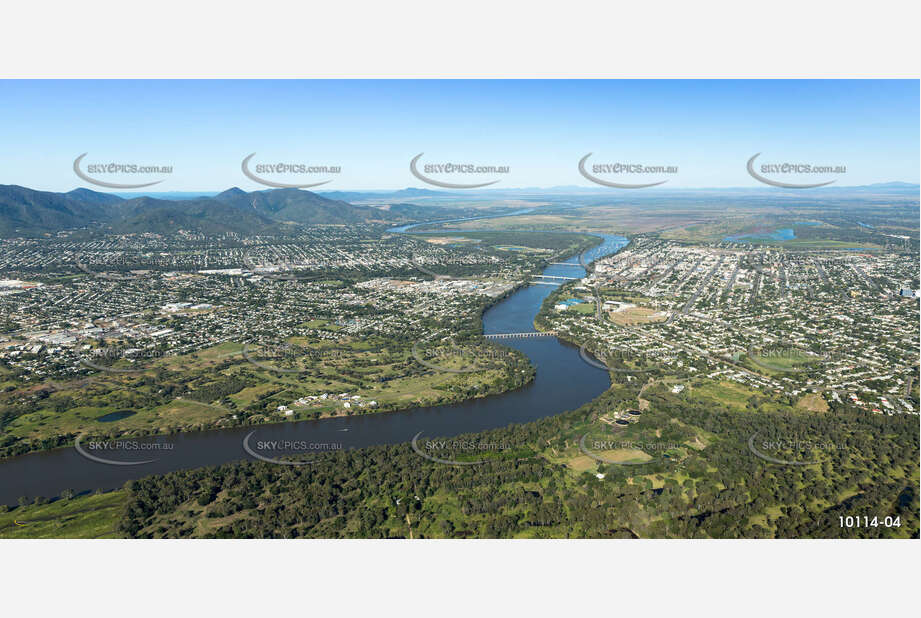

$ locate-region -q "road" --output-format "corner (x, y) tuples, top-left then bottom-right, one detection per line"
(668, 256), (725, 324)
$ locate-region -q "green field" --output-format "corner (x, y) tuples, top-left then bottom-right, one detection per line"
(0, 336), (533, 458)
(0, 491), (125, 539)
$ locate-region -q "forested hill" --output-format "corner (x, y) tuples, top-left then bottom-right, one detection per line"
(0, 185), (404, 236)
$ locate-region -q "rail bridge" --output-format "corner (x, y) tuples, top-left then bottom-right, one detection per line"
(485, 331), (556, 340)
(533, 274), (579, 281)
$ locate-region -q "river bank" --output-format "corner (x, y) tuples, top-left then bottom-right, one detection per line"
(0, 232), (625, 506)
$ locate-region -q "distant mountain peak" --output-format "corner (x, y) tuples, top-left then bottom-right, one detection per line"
(214, 187), (397, 224)
(65, 188), (124, 205)
(215, 187), (247, 200)
(863, 181), (919, 188)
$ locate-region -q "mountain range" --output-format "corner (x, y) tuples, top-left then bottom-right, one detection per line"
(0, 185), (403, 236)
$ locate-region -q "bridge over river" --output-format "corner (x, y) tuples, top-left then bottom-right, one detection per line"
(484, 331), (556, 339)
(0, 231), (627, 506)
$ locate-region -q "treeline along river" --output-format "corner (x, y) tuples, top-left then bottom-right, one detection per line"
(0, 230), (626, 505)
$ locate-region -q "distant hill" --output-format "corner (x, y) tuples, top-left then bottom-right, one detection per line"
(213, 187), (399, 224)
(113, 191), (222, 201)
(318, 187), (456, 201)
(112, 197), (279, 235)
(384, 202), (464, 219)
(64, 188), (125, 206)
(863, 182), (919, 189)
(390, 187), (449, 197)
(0, 185), (405, 236)
(0, 185), (115, 235)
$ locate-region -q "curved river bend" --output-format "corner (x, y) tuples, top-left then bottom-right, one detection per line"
(0, 233), (627, 505)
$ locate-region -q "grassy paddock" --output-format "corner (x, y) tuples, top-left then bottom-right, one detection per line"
(0, 491), (126, 539)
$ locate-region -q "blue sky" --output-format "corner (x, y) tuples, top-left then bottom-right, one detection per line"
(0, 80), (917, 191)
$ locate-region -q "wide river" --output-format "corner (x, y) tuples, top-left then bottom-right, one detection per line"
(0, 232), (627, 505)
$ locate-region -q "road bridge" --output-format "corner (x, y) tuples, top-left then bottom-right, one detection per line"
(485, 332), (556, 339)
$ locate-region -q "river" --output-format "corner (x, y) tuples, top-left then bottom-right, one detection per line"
(0, 231), (626, 505)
